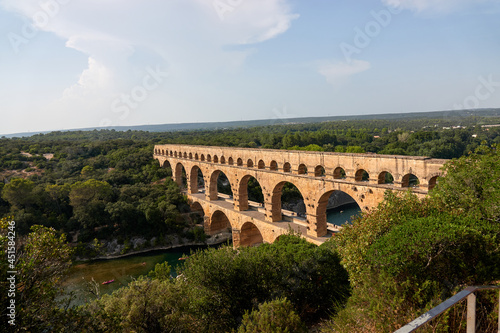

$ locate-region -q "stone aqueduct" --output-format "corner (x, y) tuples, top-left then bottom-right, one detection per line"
(154, 144), (446, 246)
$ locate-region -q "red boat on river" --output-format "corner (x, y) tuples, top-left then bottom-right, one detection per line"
(102, 279), (115, 285)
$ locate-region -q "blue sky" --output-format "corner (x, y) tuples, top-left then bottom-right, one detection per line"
(1, 0), (499, 135)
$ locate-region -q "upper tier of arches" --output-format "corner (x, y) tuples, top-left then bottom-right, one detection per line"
(154, 145), (445, 189)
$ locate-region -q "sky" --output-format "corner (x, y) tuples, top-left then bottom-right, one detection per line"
(0, 0), (499, 135)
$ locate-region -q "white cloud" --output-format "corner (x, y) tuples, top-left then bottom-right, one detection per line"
(382, 0), (499, 13)
(0, 0), (298, 128)
(318, 60), (371, 85)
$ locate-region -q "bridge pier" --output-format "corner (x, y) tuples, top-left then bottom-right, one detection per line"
(307, 214), (328, 238)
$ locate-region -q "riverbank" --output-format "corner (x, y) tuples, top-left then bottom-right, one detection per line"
(74, 231), (232, 262)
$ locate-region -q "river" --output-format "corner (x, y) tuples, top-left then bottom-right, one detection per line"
(326, 202), (362, 226)
(61, 245), (213, 307)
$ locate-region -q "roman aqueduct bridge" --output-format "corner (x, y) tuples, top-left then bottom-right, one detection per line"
(154, 144), (446, 247)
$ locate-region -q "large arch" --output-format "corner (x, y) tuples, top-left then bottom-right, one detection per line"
(316, 190), (361, 233)
(175, 162), (187, 188)
(428, 175), (439, 191)
(239, 222), (264, 247)
(208, 170), (233, 200)
(238, 175), (264, 211)
(190, 201), (205, 226)
(189, 165), (205, 193)
(208, 210), (232, 235)
(270, 181), (306, 221)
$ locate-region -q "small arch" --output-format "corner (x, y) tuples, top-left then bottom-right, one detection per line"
(183, 152), (187, 159)
(209, 210), (232, 235)
(169, 151), (173, 157)
(189, 153), (193, 159)
(220, 156), (226, 164)
(402, 173), (420, 187)
(333, 167), (346, 179)
(195, 153), (199, 160)
(355, 169), (369, 182)
(283, 162), (291, 173)
(315, 165), (325, 177)
(240, 222), (264, 247)
(258, 160), (265, 169)
(237, 158), (243, 166)
(378, 171), (394, 184)
(207, 154), (212, 162)
(428, 175), (439, 191)
(247, 159), (254, 168)
(200, 154), (205, 161)
(270, 160), (278, 171)
(178, 151), (182, 158)
(298, 163), (307, 175)
(174, 152), (178, 158)
(228, 157), (234, 165)
(213, 155), (218, 163)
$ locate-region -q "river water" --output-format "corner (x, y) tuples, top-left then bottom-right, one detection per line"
(62, 245), (211, 307)
(326, 202), (362, 226)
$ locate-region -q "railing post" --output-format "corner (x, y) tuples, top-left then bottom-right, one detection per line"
(497, 290), (500, 333)
(467, 292), (476, 333)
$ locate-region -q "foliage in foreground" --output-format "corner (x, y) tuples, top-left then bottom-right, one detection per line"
(77, 234), (349, 332)
(323, 145), (500, 332)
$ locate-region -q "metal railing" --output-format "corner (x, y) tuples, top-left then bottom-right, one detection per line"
(394, 285), (500, 333)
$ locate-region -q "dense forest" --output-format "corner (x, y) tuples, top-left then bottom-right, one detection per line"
(0, 114), (499, 332)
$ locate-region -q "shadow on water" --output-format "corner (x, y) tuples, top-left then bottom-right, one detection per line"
(61, 244), (221, 307)
(326, 202), (362, 227)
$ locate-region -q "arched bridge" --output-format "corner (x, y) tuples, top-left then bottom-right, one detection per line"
(154, 144), (446, 246)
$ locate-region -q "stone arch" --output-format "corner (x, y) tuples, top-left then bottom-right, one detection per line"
(402, 173), (420, 187)
(220, 156), (226, 164)
(209, 210), (232, 235)
(298, 163), (307, 175)
(239, 222), (264, 247)
(238, 175), (264, 211)
(207, 154), (212, 162)
(189, 165), (205, 193)
(258, 160), (265, 169)
(333, 167), (346, 179)
(237, 158), (243, 166)
(247, 159), (254, 168)
(200, 154), (205, 161)
(183, 152), (187, 158)
(315, 165), (325, 177)
(315, 189), (361, 235)
(209, 170), (233, 200)
(169, 150), (173, 157)
(174, 151), (178, 158)
(162, 160), (172, 169)
(195, 153), (199, 160)
(270, 160), (278, 171)
(228, 157), (234, 165)
(428, 175), (440, 191)
(189, 152), (193, 159)
(355, 169), (369, 182)
(270, 181), (306, 222)
(190, 201), (205, 226)
(378, 171), (394, 184)
(213, 155), (218, 163)
(283, 162), (291, 173)
(175, 162), (187, 188)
